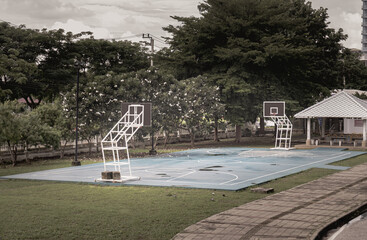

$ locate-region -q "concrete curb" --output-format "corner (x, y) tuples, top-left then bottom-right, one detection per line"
(312, 202), (367, 240)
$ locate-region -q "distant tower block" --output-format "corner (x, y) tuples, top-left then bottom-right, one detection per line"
(362, 0), (367, 63)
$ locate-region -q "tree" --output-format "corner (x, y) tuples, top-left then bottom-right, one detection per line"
(74, 39), (150, 75)
(62, 73), (108, 155)
(20, 109), (60, 163)
(117, 67), (180, 147)
(60, 67), (181, 152)
(0, 101), (22, 166)
(161, 0), (347, 141)
(340, 49), (367, 90)
(33, 101), (71, 158)
(175, 76), (224, 147)
(0, 22), (86, 108)
(55, 109), (75, 158)
(0, 101), (60, 165)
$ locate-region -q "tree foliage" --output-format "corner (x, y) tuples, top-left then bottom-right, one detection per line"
(74, 39), (150, 75)
(175, 76), (225, 146)
(0, 23), (83, 108)
(0, 22), (150, 109)
(0, 101), (60, 165)
(161, 0), (349, 126)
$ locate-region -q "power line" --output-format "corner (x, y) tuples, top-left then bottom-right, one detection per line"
(152, 43), (166, 49)
(94, 34), (142, 41)
(150, 34), (167, 45)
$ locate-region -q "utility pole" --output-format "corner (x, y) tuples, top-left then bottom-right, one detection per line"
(142, 33), (157, 155)
(142, 33), (154, 67)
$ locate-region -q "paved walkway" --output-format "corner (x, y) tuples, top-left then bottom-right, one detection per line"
(173, 163), (367, 240)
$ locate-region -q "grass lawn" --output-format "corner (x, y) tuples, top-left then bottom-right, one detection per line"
(0, 139), (366, 240)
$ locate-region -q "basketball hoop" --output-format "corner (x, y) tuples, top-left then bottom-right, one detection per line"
(263, 101), (293, 149)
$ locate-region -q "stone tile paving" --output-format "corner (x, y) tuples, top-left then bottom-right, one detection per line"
(172, 163), (367, 240)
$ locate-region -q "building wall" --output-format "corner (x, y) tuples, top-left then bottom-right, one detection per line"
(344, 118), (363, 134)
(362, 0), (367, 59)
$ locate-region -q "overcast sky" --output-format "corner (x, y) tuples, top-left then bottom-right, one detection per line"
(0, 0), (363, 50)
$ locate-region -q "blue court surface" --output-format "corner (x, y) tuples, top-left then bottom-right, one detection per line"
(1, 148), (365, 190)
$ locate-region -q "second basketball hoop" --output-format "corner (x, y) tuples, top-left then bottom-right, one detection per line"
(263, 101), (293, 150)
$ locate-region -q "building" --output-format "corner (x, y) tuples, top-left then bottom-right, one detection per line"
(295, 91), (367, 147)
(362, 0), (367, 62)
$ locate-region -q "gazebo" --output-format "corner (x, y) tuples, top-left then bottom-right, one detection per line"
(294, 91), (367, 147)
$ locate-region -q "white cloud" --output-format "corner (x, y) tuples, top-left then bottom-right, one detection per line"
(1, 0), (363, 49)
(0, 0), (92, 26)
(341, 12), (361, 24)
(309, 0), (362, 49)
(339, 12), (362, 49)
(51, 19), (112, 39)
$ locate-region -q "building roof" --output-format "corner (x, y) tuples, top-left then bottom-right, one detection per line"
(338, 89), (367, 96)
(294, 91), (367, 119)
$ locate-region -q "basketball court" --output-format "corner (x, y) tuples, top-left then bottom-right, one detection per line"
(1, 147), (364, 190)
(3, 102), (364, 190)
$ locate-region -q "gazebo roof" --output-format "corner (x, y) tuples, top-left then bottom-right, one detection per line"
(294, 91), (367, 119)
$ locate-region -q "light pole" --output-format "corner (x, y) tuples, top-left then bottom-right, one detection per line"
(72, 62), (82, 166)
(142, 34), (157, 155)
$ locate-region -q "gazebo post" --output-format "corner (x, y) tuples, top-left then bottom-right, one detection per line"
(306, 118), (311, 146)
(363, 119), (367, 148)
(321, 118), (326, 139)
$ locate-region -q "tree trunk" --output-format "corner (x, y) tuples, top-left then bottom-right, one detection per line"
(60, 141), (67, 159)
(154, 135), (159, 148)
(7, 141), (17, 166)
(190, 131), (195, 147)
(95, 135), (99, 152)
(214, 116), (220, 142)
(0, 157), (4, 168)
(131, 138), (136, 149)
(235, 124), (242, 143)
(0, 150), (4, 168)
(88, 139), (92, 155)
(25, 143), (31, 164)
(164, 131), (169, 149)
(260, 117), (265, 135)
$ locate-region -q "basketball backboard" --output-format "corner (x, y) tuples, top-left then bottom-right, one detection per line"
(121, 102), (152, 126)
(263, 101), (285, 117)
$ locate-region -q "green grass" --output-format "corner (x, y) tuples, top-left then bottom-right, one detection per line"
(0, 168), (337, 240)
(0, 147), (366, 240)
(331, 153), (367, 167)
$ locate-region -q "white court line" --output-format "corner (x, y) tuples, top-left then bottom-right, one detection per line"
(159, 171), (239, 185)
(206, 148), (253, 154)
(224, 152), (351, 186)
(166, 170), (196, 182)
(12, 164), (104, 176)
(234, 161), (298, 166)
(218, 172), (239, 185)
(143, 168), (191, 174)
(162, 170), (239, 185)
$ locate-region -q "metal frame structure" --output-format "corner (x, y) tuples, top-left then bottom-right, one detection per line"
(264, 101), (293, 150)
(271, 115), (293, 149)
(100, 104), (144, 181)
